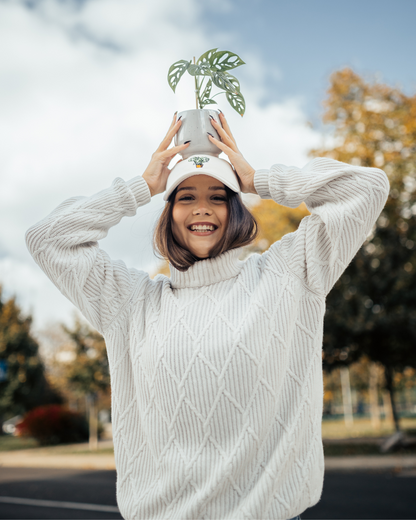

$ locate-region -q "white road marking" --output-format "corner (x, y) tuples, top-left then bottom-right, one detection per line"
(0, 495), (120, 513)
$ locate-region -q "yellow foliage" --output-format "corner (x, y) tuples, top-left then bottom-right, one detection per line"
(310, 67), (416, 194)
(250, 200), (310, 251)
(151, 260), (170, 279)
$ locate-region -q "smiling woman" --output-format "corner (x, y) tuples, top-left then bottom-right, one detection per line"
(153, 173), (258, 270)
(25, 109), (389, 520)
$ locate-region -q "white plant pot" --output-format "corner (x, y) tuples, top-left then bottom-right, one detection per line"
(174, 109), (222, 160)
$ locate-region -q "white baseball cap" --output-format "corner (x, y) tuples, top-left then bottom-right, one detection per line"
(163, 154), (241, 201)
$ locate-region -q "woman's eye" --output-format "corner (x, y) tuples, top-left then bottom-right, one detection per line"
(178, 196), (227, 202)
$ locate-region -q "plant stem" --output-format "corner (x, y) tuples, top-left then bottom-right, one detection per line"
(193, 56), (198, 109)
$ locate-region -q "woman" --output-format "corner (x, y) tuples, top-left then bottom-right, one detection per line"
(26, 111), (389, 520)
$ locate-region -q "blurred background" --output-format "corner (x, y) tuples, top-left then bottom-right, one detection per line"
(1, 0), (416, 519)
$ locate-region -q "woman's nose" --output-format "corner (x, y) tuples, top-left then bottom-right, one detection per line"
(193, 208), (212, 215)
(193, 206), (212, 215)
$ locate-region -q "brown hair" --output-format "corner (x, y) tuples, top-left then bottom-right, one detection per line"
(153, 184), (259, 272)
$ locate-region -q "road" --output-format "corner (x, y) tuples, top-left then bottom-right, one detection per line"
(0, 467), (415, 519)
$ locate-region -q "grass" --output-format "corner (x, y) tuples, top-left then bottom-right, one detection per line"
(321, 416), (416, 439)
(0, 435), (114, 454)
(0, 435), (38, 452)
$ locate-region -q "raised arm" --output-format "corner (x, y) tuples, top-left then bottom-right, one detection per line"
(25, 113), (191, 333)
(253, 157), (390, 296)
(25, 176), (153, 334)
(206, 113), (389, 297)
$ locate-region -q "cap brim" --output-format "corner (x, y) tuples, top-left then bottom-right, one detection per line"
(163, 169), (241, 201)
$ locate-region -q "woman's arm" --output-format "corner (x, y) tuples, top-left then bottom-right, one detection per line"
(207, 114), (390, 297)
(253, 157), (390, 296)
(26, 113), (190, 334)
(25, 176), (153, 334)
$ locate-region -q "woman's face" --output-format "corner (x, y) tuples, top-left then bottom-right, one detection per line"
(171, 174), (229, 259)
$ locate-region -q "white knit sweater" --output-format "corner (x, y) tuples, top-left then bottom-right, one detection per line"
(26, 157), (389, 520)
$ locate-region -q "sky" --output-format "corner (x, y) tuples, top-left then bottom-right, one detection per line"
(1, 0), (415, 332)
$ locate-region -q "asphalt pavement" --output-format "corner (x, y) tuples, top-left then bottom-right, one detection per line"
(0, 467), (415, 519)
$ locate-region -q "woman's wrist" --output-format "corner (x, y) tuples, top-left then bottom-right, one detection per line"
(142, 175), (156, 197)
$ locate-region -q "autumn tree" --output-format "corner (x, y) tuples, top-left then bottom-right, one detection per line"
(310, 68), (416, 431)
(246, 199), (310, 254)
(56, 316), (111, 448)
(0, 287), (62, 431)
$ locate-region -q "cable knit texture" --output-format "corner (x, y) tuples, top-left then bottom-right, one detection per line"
(26, 158), (390, 520)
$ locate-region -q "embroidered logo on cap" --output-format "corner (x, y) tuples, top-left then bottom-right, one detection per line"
(188, 156), (210, 168)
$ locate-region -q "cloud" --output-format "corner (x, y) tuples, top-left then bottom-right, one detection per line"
(0, 0), (321, 330)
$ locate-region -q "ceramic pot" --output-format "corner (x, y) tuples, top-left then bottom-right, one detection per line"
(174, 109), (222, 160)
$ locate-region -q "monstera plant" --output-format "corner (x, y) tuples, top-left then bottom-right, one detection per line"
(168, 48), (246, 117)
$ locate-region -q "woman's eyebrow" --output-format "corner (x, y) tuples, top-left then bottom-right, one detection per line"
(176, 186), (226, 193)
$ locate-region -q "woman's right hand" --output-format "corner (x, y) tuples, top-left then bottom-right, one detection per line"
(142, 112), (190, 197)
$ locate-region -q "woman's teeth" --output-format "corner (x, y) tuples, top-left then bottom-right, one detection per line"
(190, 225), (216, 231)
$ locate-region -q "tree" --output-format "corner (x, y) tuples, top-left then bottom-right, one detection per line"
(55, 316), (111, 448)
(310, 68), (416, 431)
(247, 199), (310, 252)
(0, 287), (62, 431)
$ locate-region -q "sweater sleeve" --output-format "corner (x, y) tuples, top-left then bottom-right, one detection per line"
(253, 157), (390, 297)
(25, 175), (152, 334)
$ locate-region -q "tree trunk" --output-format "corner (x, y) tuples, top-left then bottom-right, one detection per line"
(86, 393), (98, 450)
(369, 362), (381, 430)
(384, 365), (400, 432)
(382, 389), (394, 426)
(340, 366), (354, 428)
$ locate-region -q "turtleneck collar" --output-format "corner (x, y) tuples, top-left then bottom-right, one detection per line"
(169, 247), (245, 289)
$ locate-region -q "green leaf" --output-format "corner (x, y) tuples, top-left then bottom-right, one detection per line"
(187, 64), (212, 77)
(167, 59), (191, 93)
(226, 90), (246, 116)
(222, 71), (241, 92)
(197, 48), (219, 68)
(209, 51), (245, 73)
(200, 78), (213, 102)
(200, 98), (218, 107)
(211, 71), (239, 95)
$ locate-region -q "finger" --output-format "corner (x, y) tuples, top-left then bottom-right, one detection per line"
(217, 112), (237, 142)
(160, 141), (190, 158)
(210, 120), (239, 153)
(207, 133), (236, 156)
(156, 117), (182, 152)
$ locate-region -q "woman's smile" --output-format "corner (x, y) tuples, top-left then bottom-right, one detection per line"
(187, 221), (219, 236)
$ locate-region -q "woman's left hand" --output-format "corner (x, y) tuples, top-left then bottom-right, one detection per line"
(208, 113), (257, 194)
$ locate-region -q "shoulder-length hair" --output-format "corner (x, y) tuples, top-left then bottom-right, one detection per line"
(153, 184), (259, 272)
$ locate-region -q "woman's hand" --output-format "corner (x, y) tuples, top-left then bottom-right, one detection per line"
(207, 112), (257, 194)
(142, 112), (190, 197)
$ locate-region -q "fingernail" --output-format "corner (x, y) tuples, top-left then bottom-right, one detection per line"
(184, 140), (191, 144)
(174, 110), (177, 114)
(209, 115), (214, 120)
(207, 132), (214, 137)
(177, 115), (182, 121)
(218, 109), (223, 114)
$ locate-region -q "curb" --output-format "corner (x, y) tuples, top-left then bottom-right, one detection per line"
(0, 453), (116, 470)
